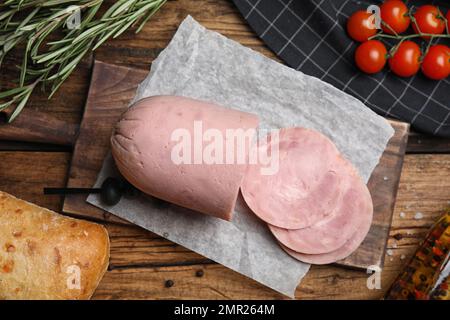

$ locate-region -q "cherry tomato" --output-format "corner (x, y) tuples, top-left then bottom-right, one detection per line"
(388, 41), (421, 77)
(421, 45), (450, 80)
(380, 0), (411, 34)
(355, 40), (387, 74)
(347, 11), (377, 42)
(412, 5), (445, 38)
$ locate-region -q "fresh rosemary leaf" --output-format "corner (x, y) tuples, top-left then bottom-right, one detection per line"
(136, 0), (165, 33)
(72, 22), (105, 44)
(0, 86), (27, 99)
(0, 0), (167, 122)
(35, 45), (72, 64)
(30, 21), (60, 57)
(111, 0), (137, 18)
(113, 18), (137, 39)
(93, 23), (123, 50)
(78, 2), (102, 29)
(41, 0), (84, 7)
(8, 88), (32, 122)
(46, 38), (75, 46)
(19, 39), (32, 87)
(47, 46), (88, 81)
(103, 0), (129, 19)
(17, 6), (40, 29)
(0, 100), (14, 112)
(0, 10), (14, 22)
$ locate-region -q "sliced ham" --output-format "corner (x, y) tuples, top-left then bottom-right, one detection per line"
(111, 95), (259, 221)
(241, 128), (345, 229)
(241, 126), (373, 258)
(280, 194), (373, 264)
(269, 173), (373, 254)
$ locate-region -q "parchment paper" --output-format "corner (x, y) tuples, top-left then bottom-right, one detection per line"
(87, 16), (395, 297)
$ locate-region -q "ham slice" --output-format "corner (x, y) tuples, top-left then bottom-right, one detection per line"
(241, 128), (345, 229)
(111, 95), (259, 221)
(269, 176), (373, 254)
(280, 193), (373, 264)
(241, 127), (373, 259)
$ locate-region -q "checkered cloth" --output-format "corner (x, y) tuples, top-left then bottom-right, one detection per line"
(232, 0), (450, 137)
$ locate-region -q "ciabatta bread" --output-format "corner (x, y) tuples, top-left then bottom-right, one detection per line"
(0, 191), (109, 299)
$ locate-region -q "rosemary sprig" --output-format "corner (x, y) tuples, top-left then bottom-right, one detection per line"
(0, 0), (166, 122)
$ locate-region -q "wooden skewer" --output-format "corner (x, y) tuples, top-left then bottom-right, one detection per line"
(43, 177), (124, 206)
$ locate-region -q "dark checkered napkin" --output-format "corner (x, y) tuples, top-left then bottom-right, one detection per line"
(232, 0), (450, 137)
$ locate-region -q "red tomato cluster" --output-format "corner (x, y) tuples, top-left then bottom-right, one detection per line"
(347, 0), (450, 80)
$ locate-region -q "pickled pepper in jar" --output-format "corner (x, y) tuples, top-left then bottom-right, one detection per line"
(384, 209), (450, 300)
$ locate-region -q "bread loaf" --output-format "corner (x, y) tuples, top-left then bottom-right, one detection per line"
(0, 191), (109, 299)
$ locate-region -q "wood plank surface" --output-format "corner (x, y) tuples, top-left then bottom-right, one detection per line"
(62, 60), (409, 270)
(0, 57), (92, 127)
(0, 152), (70, 212)
(0, 108), (79, 146)
(406, 131), (450, 154)
(0, 141), (71, 152)
(339, 119), (408, 268)
(63, 62), (146, 225)
(1, 152), (449, 299)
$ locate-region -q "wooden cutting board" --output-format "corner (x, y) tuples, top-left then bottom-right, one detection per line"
(0, 108), (78, 145)
(63, 60), (410, 270)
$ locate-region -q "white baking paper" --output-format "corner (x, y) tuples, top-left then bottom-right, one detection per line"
(87, 16), (394, 297)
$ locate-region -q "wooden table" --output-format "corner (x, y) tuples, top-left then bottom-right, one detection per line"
(1, 0), (450, 300)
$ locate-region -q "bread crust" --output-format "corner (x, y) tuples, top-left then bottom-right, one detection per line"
(0, 191), (109, 300)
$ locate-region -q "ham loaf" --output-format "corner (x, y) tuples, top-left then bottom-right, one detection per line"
(111, 95), (259, 221)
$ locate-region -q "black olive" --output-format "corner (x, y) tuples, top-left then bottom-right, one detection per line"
(100, 177), (123, 206)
